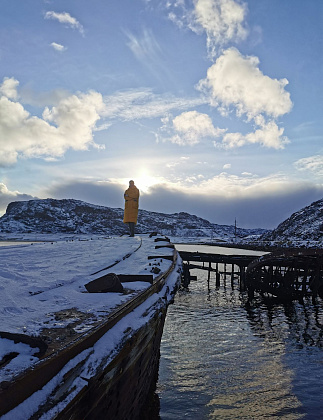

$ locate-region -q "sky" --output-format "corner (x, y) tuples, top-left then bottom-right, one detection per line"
(0, 0), (322, 229)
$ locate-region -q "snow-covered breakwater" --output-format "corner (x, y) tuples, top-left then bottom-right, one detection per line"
(0, 234), (181, 419)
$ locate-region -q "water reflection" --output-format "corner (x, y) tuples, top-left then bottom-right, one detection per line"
(244, 297), (323, 349)
(156, 261), (323, 419)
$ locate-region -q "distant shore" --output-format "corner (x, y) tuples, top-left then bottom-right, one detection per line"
(174, 240), (313, 253)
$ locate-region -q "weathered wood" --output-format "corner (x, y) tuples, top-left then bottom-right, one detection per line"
(34, 308), (167, 420)
(180, 249), (323, 300)
(180, 251), (257, 289)
(155, 244), (175, 249)
(85, 273), (124, 293)
(117, 274), (154, 284)
(85, 274), (154, 292)
(0, 332), (48, 359)
(154, 237), (170, 243)
(216, 272), (220, 287)
(188, 263), (218, 272)
(179, 251), (255, 267)
(207, 262), (211, 284)
(0, 251), (178, 417)
(148, 255), (174, 261)
(246, 249), (323, 299)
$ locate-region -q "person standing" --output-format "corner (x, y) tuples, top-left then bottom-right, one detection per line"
(123, 180), (139, 237)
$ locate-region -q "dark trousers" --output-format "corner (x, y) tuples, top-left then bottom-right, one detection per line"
(128, 222), (135, 237)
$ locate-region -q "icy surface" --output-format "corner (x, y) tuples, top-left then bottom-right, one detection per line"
(1, 255), (181, 420)
(0, 234), (176, 386)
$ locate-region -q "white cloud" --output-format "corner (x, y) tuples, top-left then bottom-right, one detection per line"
(197, 48), (292, 121)
(0, 77), (105, 166)
(0, 183), (35, 215)
(194, 0), (248, 57)
(140, 173), (323, 228)
(124, 29), (174, 82)
(294, 155), (323, 176)
(102, 89), (204, 121)
(223, 163), (231, 169)
(166, 4), (292, 151)
(249, 25), (263, 47)
(155, 171), (312, 201)
(125, 29), (162, 61)
(196, 48), (292, 149)
(117, 169), (315, 206)
(161, 110), (225, 145)
(293, 121), (315, 133)
(0, 79), (208, 166)
(0, 183), (18, 198)
(222, 118), (289, 149)
(50, 42), (67, 52)
(19, 86), (71, 108)
(0, 77), (19, 100)
(158, 99), (289, 150)
(44, 11), (84, 35)
(167, 0), (248, 58)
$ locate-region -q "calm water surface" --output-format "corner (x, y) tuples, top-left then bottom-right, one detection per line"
(155, 245), (323, 419)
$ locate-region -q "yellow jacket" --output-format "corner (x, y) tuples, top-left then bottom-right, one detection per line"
(123, 185), (139, 223)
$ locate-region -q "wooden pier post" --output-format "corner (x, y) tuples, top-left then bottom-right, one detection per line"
(182, 263), (190, 288)
(240, 266), (246, 291)
(302, 267), (308, 294)
(215, 264), (220, 288)
(208, 262), (211, 288)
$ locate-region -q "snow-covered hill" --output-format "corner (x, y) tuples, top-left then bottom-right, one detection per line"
(260, 198), (323, 248)
(0, 198), (322, 247)
(0, 198), (266, 241)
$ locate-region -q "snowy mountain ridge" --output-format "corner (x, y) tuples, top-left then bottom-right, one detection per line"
(0, 198), (266, 241)
(0, 198), (322, 247)
(260, 198), (323, 248)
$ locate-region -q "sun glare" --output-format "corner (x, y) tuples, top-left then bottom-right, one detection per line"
(134, 173), (160, 193)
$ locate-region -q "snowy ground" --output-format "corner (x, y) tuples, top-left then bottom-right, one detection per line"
(0, 234), (176, 387)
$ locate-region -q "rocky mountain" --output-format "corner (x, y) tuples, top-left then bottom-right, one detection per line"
(260, 198), (323, 247)
(0, 198), (266, 240)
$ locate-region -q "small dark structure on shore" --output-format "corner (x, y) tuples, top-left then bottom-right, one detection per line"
(179, 248), (323, 300)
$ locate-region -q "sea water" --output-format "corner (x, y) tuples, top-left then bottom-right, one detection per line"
(156, 245), (323, 419)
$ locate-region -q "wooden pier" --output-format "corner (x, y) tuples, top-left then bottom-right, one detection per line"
(179, 249), (323, 300)
(246, 248), (323, 300)
(179, 251), (256, 290)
